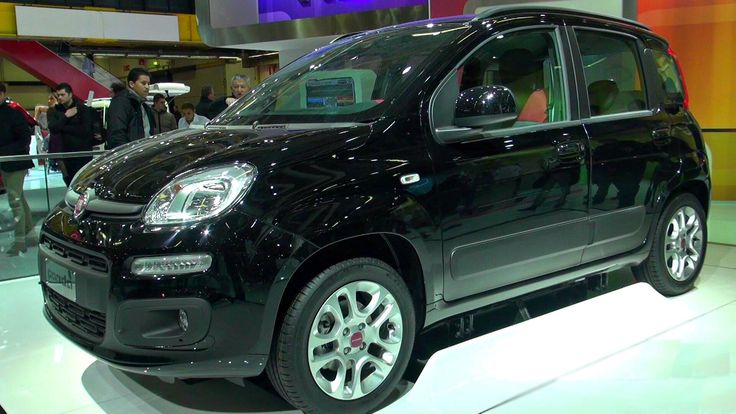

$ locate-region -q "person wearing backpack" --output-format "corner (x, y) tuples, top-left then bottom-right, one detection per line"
(48, 82), (94, 186)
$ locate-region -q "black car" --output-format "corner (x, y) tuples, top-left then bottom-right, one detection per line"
(39, 6), (709, 414)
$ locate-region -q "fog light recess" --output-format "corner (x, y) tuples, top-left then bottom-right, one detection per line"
(131, 254), (213, 276)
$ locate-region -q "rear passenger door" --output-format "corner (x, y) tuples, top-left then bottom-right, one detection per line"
(567, 27), (672, 262)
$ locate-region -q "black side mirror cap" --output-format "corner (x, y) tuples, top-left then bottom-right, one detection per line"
(455, 85), (517, 128)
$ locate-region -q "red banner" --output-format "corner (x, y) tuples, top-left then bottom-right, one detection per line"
(430, 0), (467, 17)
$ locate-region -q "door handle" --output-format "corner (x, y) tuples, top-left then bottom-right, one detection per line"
(651, 127), (671, 146)
(556, 141), (585, 157)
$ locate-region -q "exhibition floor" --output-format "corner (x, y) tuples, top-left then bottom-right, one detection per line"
(0, 244), (735, 414)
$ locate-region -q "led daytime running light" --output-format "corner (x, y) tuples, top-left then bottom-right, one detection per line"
(131, 254), (213, 276)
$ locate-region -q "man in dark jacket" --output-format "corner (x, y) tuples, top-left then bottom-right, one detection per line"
(196, 85), (214, 119)
(207, 75), (251, 119)
(106, 67), (155, 149)
(48, 83), (94, 186)
(0, 82), (34, 255)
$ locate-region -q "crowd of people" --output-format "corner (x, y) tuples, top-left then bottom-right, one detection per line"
(0, 67), (253, 256)
(105, 68), (251, 148)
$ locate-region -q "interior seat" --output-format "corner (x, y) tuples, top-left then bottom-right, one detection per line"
(588, 79), (619, 116)
(499, 48), (547, 124)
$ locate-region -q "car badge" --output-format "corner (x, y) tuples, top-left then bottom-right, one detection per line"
(74, 191), (89, 220)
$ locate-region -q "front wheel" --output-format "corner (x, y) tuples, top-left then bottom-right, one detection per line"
(634, 193), (707, 296)
(267, 257), (416, 414)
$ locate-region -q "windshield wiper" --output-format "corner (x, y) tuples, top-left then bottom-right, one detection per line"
(206, 122), (369, 131)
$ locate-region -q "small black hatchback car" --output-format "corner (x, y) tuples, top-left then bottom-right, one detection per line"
(40, 6), (710, 414)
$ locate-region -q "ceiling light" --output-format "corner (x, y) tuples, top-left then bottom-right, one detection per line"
(248, 52), (279, 59)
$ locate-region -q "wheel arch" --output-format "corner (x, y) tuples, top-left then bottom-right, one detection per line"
(660, 178), (710, 217)
(272, 233), (428, 348)
(642, 176), (709, 248)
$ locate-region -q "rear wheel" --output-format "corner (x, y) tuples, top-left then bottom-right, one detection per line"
(267, 257), (416, 414)
(634, 193), (707, 296)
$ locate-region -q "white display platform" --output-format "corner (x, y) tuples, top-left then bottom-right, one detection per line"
(1, 244), (735, 414)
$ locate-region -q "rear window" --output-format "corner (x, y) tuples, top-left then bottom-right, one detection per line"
(575, 30), (647, 116)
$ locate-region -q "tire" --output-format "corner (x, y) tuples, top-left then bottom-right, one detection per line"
(633, 193), (707, 296)
(267, 257), (416, 414)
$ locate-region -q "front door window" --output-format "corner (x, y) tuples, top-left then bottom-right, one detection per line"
(456, 29), (568, 129)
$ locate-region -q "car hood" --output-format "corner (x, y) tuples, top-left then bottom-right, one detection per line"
(73, 125), (371, 203)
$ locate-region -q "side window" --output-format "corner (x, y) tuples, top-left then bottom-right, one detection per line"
(651, 48), (685, 102)
(575, 30), (647, 116)
(455, 29), (568, 129)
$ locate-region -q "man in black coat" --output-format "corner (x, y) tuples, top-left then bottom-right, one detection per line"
(207, 74), (251, 119)
(0, 82), (34, 255)
(48, 83), (94, 186)
(106, 67), (155, 149)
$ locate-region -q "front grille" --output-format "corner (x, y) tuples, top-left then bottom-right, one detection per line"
(45, 286), (106, 343)
(42, 236), (109, 273)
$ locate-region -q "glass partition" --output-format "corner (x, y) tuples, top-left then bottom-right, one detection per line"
(67, 54), (121, 91)
(0, 151), (105, 282)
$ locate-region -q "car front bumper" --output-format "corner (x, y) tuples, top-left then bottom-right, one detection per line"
(39, 202), (317, 377)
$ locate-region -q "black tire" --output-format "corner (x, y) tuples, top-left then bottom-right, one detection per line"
(267, 257), (416, 414)
(633, 193), (707, 296)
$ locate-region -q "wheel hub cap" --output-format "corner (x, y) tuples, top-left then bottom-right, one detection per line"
(350, 332), (363, 348)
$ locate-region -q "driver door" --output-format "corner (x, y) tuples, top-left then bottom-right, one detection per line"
(429, 26), (592, 301)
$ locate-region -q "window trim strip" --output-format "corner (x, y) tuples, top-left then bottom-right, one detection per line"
(582, 109), (654, 124)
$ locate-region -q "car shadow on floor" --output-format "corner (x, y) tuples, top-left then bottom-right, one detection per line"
(81, 360), (299, 413)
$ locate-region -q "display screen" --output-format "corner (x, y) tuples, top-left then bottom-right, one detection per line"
(306, 78), (356, 108)
(259, 0), (427, 23)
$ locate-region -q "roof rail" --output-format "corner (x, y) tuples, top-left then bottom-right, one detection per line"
(471, 6), (650, 31)
(330, 31), (362, 44)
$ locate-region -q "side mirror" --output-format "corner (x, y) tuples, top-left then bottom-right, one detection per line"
(455, 85), (517, 128)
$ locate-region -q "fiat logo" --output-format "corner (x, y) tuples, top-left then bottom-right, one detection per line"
(74, 192), (89, 220)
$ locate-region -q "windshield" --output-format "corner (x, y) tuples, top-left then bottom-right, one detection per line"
(210, 22), (468, 126)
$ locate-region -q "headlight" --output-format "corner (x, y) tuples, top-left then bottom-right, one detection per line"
(143, 164), (256, 225)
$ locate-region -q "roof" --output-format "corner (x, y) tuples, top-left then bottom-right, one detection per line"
(383, 6), (649, 34)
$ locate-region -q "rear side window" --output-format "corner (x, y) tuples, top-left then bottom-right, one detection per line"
(575, 30), (647, 116)
(651, 49), (686, 102)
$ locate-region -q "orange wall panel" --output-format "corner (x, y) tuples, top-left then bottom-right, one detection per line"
(639, 0), (736, 200)
(705, 132), (736, 200)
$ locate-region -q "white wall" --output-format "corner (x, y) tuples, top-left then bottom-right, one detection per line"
(15, 6), (179, 42)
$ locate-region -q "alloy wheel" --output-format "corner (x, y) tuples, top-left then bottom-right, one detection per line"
(663, 206), (704, 281)
(307, 280), (403, 400)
